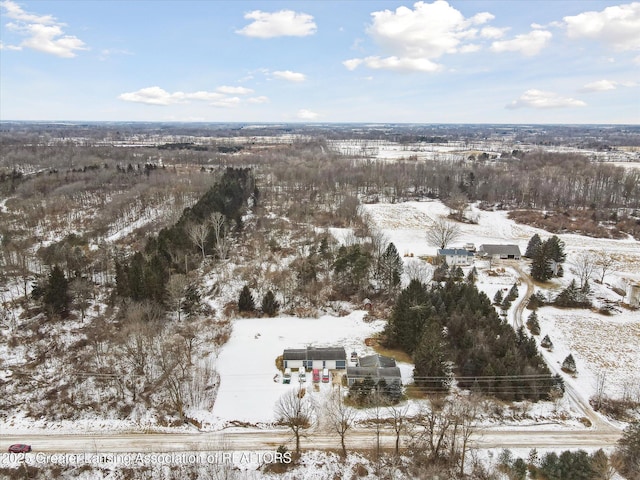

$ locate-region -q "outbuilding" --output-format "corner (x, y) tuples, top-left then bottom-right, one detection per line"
(346, 366), (402, 387)
(478, 244), (522, 260)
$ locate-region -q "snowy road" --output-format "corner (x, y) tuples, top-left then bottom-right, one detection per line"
(1, 427), (622, 454)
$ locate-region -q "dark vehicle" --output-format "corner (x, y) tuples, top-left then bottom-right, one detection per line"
(8, 444), (31, 453)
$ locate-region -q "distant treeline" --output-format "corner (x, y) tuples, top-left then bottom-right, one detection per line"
(157, 142), (244, 153)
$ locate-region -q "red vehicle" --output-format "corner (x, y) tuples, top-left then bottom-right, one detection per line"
(8, 444), (31, 453)
(312, 368), (320, 383)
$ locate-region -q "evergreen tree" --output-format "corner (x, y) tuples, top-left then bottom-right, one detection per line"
(506, 283), (519, 302)
(413, 323), (450, 393)
(452, 265), (464, 280)
(546, 235), (566, 264)
(333, 244), (372, 296)
(493, 289), (504, 305)
(466, 266), (478, 284)
(181, 284), (202, 318)
(539, 452), (561, 480)
(261, 290), (280, 316)
(527, 292), (546, 310)
(501, 296), (512, 312)
(432, 259), (449, 282)
(554, 280), (591, 308)
(43, 265), (70, 316)
(525, 233), (542, 258)
(613, 421), (640, 480)
(384, 279), (431, 354)
(562, 354), (577, 374)
(541, 334), (553, 350)
(558, 450), (594, 480)
(526, 311), (541, 335)
(238, 285), (255, 312)
(379, 242), (403, 296)
(531, 243), (554, 282)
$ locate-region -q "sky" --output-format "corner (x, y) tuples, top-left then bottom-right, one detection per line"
(0, 0), (639, 124)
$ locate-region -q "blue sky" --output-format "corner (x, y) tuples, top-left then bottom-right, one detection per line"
(1, 0), (638, 123)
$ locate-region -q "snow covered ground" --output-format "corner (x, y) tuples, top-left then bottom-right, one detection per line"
(361, 200), (640, 412)
(204, 312), (387, 429)
(198, 199), (638, 429)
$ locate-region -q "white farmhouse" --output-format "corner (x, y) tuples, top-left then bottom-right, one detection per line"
(437, 248), (475, 266)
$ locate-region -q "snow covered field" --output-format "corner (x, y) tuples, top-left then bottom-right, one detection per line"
(199, 199), (638, 430)
(206, 312), (387, 429)
(361, 200), (640, 412)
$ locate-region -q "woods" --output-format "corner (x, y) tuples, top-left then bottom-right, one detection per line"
(384, 279), (562, 401)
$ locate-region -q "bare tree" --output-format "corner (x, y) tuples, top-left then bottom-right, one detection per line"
(595, 250), (616, 284)
(452, 395), (480, 477)
(368, 391), (387, 464)
(166, 273), (188, 321)
(387, 403), (410, 456)
(326, 388), (357, 457)
(210, 212), (230, 260)
(447, 192), (469, 222)
(187, 222), (209, 260)
(425, 218), (461, 250)
(158, 334), (189, 421)
(404, 258), (433, 284)
(275, 387), (315, 455)
(571, 251), (596, 288)
(69, 276), (94, 321)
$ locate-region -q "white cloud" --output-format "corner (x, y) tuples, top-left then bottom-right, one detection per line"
(342, 58), (363, 71)
(118, 87), (179, 105)
(1, 0), (54, 24)
(210, 97), (241, 108)
(216, 86), (254, 95)
(0, 40), (22, 51)
(459, 43), (481, 53)
(297, 109), (319, 120)
(118, 86), (252, 108)
(248, 96), (269, 104)
(236, 10), (317, 38)
(368, 1), (492, 58)
(1, 0), (87, 57)
(346, 0), (493, 72)
(580, 79), (637, 92)
(272, 70), (306, 82)
(581, 79), (618, 92)
(346, 55), (441, 72)
(563, 2), (640, 51)
(491, 30), (552, 56)
(506, 89), (586, 109)
(480, 26), (509, 39)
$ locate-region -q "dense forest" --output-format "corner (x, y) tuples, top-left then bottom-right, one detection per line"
(384, 279), (562, 401)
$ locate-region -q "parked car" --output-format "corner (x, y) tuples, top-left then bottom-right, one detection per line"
(322, 368), (330, 383)
(298, 367), (306, 382)
(283, 368), (291, 384)
(8, 444), (31, 453)
(312, 368), (320, 383)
